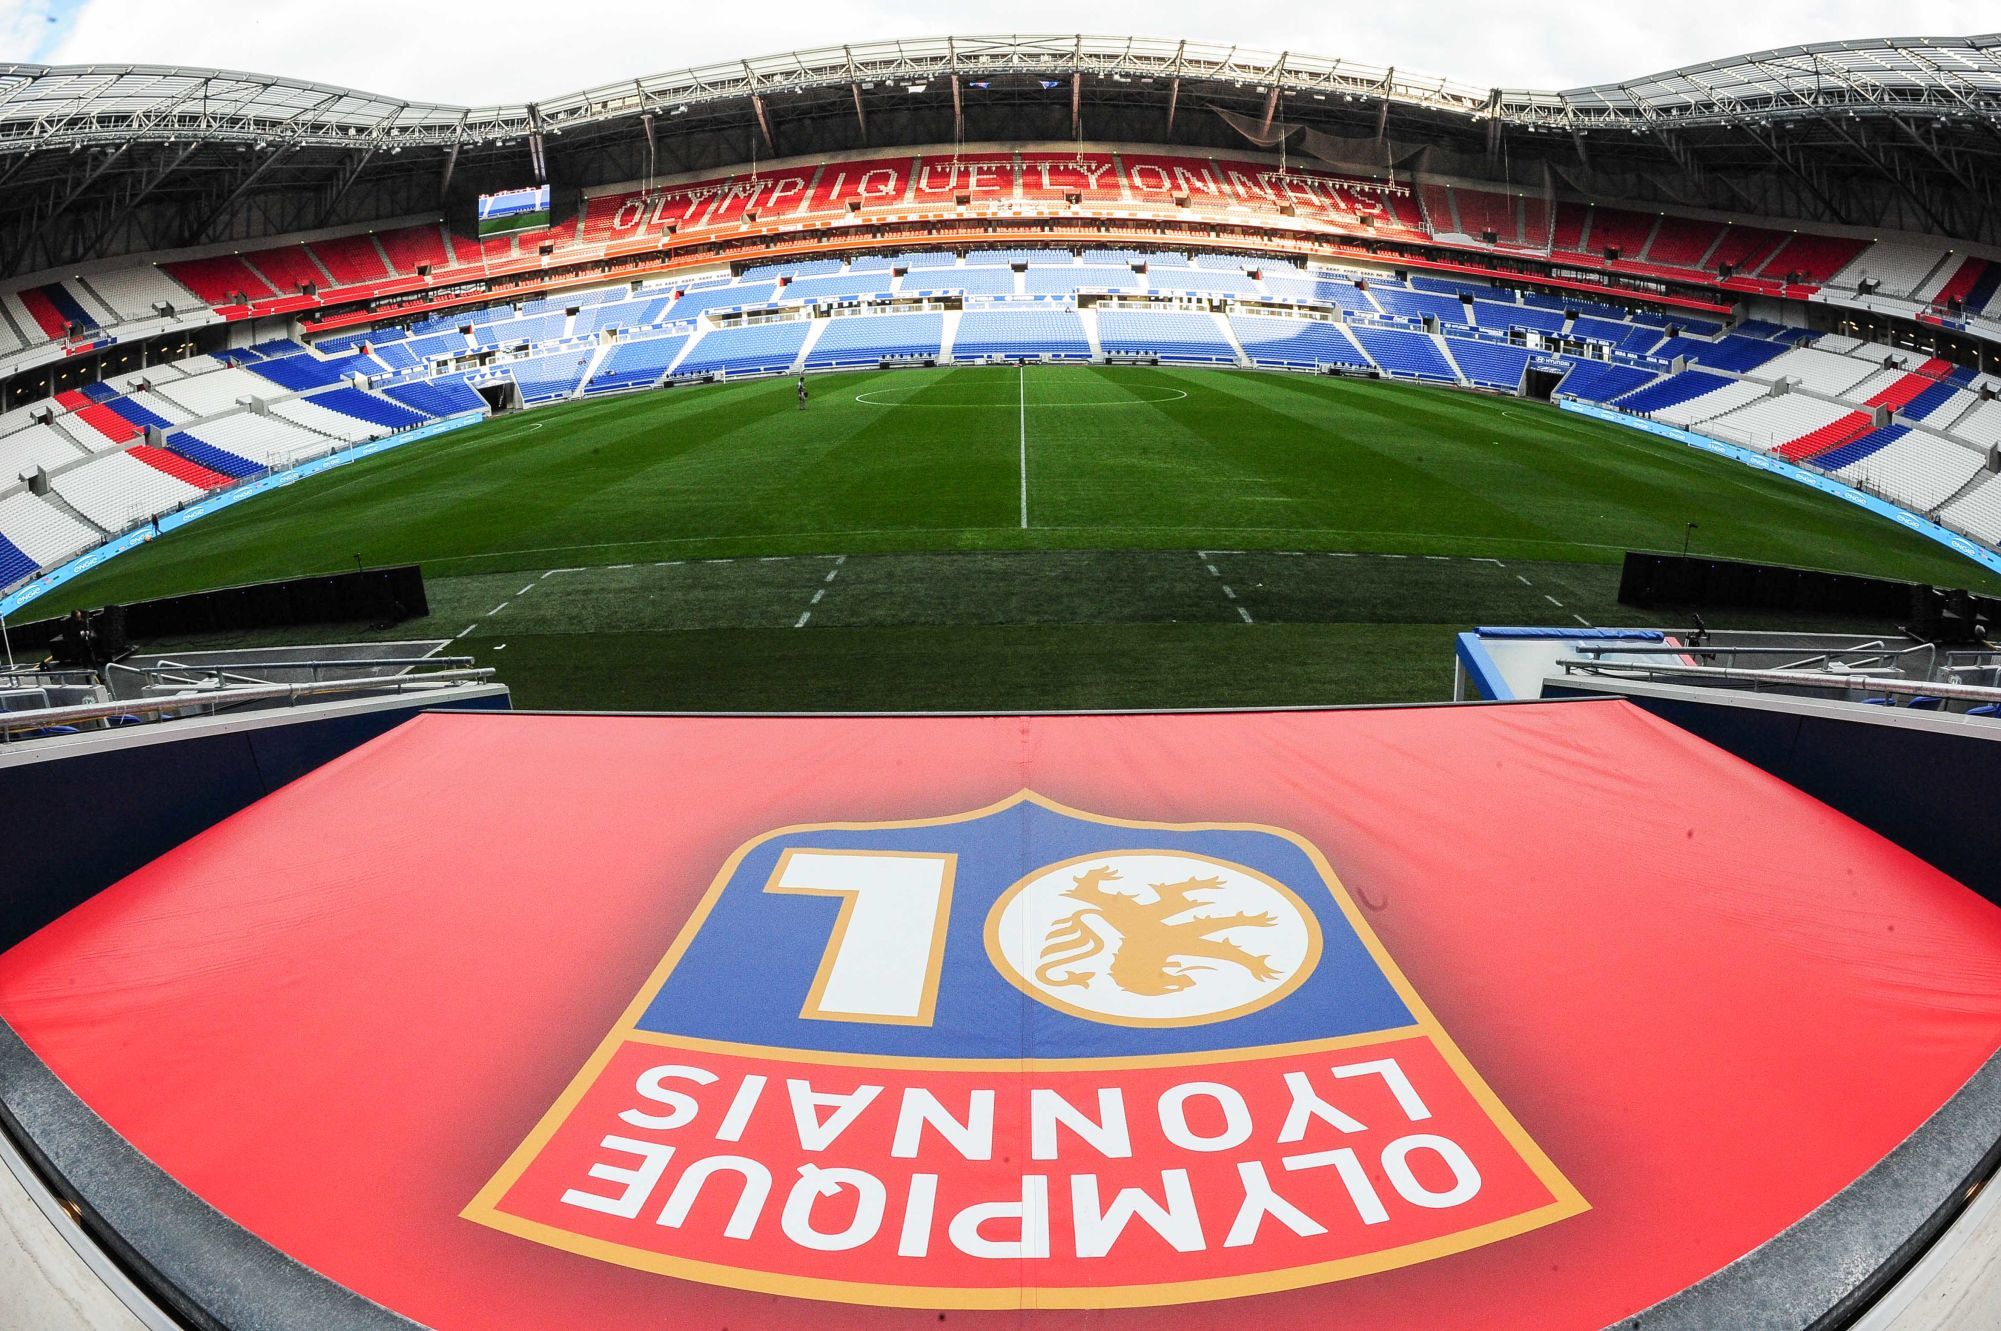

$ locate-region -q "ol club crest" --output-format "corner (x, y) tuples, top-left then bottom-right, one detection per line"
(465, 792), (1585, 1307)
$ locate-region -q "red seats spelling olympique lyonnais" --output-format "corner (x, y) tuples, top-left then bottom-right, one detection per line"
(8, 147), (1898, 352)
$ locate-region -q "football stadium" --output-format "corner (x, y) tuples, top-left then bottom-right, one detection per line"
(1, 18), (2000, 1330)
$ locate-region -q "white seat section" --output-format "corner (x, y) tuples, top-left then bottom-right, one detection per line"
(1748, 346), (1878, 396)
(155, 365), (285, 416)
(1953, 401), (2001, 450)
(1845, 368), (1906, 402)
(1, 423), (90, 480)
(1704, 394), (1857, 451)
(127, 389), (193, 425)
(81, 265), (199, 321)
(182, 413), (339, 469)
(106, 363), (184, 393)
(1810, 333), (1864, 354)
(50, 413), (123, 454)
(51, 450), (204, 531)
(1939, 474), (2001, 545)
(1830, 240), (1951, 298)
(1653, 379), (1769, 427)
(0, 491), (99, 564)
(1833, 433), (1986, 510)
(269, 398), (373, 441)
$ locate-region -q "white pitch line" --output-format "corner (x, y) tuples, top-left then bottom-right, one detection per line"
(488, 602), (510, 616)
(1018, 362), (1029, 529)
(516, 584), (535, 597)
(795, 610), (813, 628)
(1544, 594), (1564, 607)
(810, 589), (825, 604)
(824, 567), (841, 583)
(1573, 614), (1593, 627)
(609, 563), (634, 570)
(541, 567), (583, 578)
(1237, 606), (1254, 624)
(455, 624), (478, 639)
(1516, 574), (1533, 586)
(1221, 585), (1237, 599)
(1204, 563), (1221, 576)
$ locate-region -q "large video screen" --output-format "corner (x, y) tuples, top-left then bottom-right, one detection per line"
(477, 184), (552, 237)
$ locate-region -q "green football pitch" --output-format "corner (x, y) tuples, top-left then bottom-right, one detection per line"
(33, 364), (2001, 710)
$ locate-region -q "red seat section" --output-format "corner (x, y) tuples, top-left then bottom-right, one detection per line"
(128, 443), (231, 490)
(1866, 374), (1939, 411)
(249, 245), (329, 295)
(1931, 256), (1990, 307)
(309, 234), (391, 286)
(1755, 233), (1868, 285)
(1772, 411), (1874, 460)
(73, 402), (142, 444)
(16, 287), (73, 338)
(164, 255), (278, 305)
(377, 224), (451, 275)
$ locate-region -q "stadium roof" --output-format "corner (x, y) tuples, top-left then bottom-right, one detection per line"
(1, 33), (1998, 276)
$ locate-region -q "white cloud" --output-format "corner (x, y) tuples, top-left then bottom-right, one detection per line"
(5, 0), (1996, 104)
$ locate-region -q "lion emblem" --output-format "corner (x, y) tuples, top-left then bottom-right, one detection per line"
(1033, 865), (1285, 997)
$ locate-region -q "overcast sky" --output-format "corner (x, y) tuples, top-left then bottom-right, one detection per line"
(1, 0), (1993, 105)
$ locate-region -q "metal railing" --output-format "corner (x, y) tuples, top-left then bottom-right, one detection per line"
(0, 668), (495, 746)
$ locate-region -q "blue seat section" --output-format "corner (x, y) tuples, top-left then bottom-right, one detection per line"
(1146, 269), (1259, 298)
(743, 258), (844, 279)
(474, 313), (566, 348)
(1096, 310), (1234, 361)
(952, 310), (1091, 360)
(1348, 326), (1456, 380)
(576, 297), (673, 337)
(805, 313), (944, 368)
(780, 273), (898, 305)
(507, 351), (596, 403)
(79, 382), (117, 401)
(104, 396), (175, 432)
(249, 338), (308, 358)
(248, 354), (349, 391)
(917, 268), (1015, 297)
(317, 352), (379, 379)
(847, 254), (896, 273)
(585, 334), (690, 392)
(1475, 302), (1566, 334)
(894, 252), (961, 269)
(1732, 320), (1790, 339)
(1229, 315), (1369, 369)
(1083, 249), (1147, 264)
(1616, 326), (1664, 356)
(1025, 266), (1137, 295)
(0, 531), (35, 587)
(1193, 253), (1251, 270)
(1612, 369), (1735, 412)
(1369, 288), (1469, 326)
(167, 432), (264, 479)
(308, 387), (432, 430)
(676, 321), (812, 376)
(1946, 365), (1979, 387)
(667, 282), (776, 321)
(1556, 361), (1661, 403)
(1407, 275), (1474, 295)
(383, 377), (487, 418)
(1686, 335), (1789, 372)
(1447, 338), (1534, 389)
(1258, 274), (1375, 313)
(1569, 316), (1632, 344)
(1902, 380), (1960, 419)
(1519, 291), (1573, 311)
(1818, 426), (1908, 471)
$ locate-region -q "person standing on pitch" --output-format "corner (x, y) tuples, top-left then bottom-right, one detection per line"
(797, 373), (808, 410)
